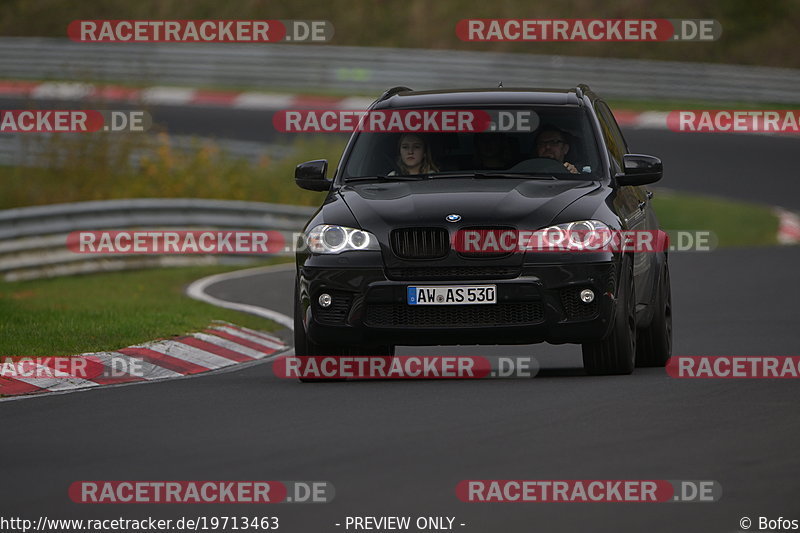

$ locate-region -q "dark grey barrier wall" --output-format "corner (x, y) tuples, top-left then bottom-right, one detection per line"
(1, 37), (798, 103)
(0, 199), (315, 280)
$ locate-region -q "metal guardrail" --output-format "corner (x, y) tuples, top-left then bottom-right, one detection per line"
(0, 132), (293, 168)
(1, 37), (799, 103)
(0, 198), (315, 281)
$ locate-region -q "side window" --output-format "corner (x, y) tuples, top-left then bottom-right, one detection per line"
(595, 102), (628, 171)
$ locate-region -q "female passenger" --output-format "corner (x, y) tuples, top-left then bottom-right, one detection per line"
(392, 133), (439, 175)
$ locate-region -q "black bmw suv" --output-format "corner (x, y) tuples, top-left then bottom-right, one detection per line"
(293, 85), (671, 375)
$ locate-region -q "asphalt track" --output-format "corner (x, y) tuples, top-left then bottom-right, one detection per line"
(1, 101), (799, 532)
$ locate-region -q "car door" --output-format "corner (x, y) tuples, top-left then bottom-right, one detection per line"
(595, 101), (656, 310)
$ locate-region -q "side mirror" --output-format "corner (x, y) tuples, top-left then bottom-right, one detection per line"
(615, 154), (662, 186)
(295, 159), (332, 191)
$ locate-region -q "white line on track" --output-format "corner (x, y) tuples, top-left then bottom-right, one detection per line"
(185, 263), (295, 330)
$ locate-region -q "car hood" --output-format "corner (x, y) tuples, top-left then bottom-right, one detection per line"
(338, 178), (602, 230)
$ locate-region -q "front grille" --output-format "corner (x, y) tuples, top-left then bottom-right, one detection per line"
(364, 302), (544, 328)
(559, 287), (599, 320)
(386, 266), (521, 280)
(315, 292), (353, 325)
(391, 228), (449, 259)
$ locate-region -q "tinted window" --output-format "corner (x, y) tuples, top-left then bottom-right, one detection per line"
(595, 101), (628, 170)
(343, 106), (602, 180)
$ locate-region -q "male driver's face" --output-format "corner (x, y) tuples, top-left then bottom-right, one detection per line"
(536, 131), (569, 161)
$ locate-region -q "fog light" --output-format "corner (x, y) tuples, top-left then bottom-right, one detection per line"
(580, 289), (595, 303)
(318, 293), (332, 308)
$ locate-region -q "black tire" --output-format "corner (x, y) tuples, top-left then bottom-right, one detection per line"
(293, 283), (394, 382)
(635, 260), (672, 367)
(582, 255), (636, 375)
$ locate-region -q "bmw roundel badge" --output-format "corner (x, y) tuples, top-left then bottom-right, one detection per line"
(446, 214), (461, 222)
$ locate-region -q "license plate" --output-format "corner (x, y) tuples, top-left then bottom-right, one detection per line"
(407, 285), (497, 305)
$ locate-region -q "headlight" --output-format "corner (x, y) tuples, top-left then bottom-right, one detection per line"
(306, 225), (380, 254)
(538, 220), (614, 251)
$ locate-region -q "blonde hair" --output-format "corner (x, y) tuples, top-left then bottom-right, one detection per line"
(396, 134), (439, 174)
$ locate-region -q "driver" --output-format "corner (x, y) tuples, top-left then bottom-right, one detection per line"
(534, 125), (579, 174)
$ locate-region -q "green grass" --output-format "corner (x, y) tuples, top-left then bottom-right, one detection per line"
(652, 189), (779, 247)
(0, 134), (345, 210)
(0, 262), (291, 357)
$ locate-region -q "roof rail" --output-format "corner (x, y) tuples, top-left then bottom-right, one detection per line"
(378, 86), (413, 101)
(575, 84), (591, 98)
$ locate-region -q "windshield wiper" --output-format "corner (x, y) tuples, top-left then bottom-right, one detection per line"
(345, 174), (428, 182)
(425, 172), (558, 180)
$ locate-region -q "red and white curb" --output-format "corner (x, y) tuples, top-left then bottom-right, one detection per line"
(0, 321), (287, 399)
(776, 209), (800, 244)
(0, 80), (374, 111)
(613, 110), (669, 129)
(0, 79), (660, 124)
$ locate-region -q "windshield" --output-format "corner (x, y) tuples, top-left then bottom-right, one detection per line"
(343, 105), (602, 181)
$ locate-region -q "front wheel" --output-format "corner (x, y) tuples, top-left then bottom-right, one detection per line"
(582, 256), (636, 375)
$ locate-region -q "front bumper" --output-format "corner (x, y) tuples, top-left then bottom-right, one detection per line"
(297, 258), (620, 346)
